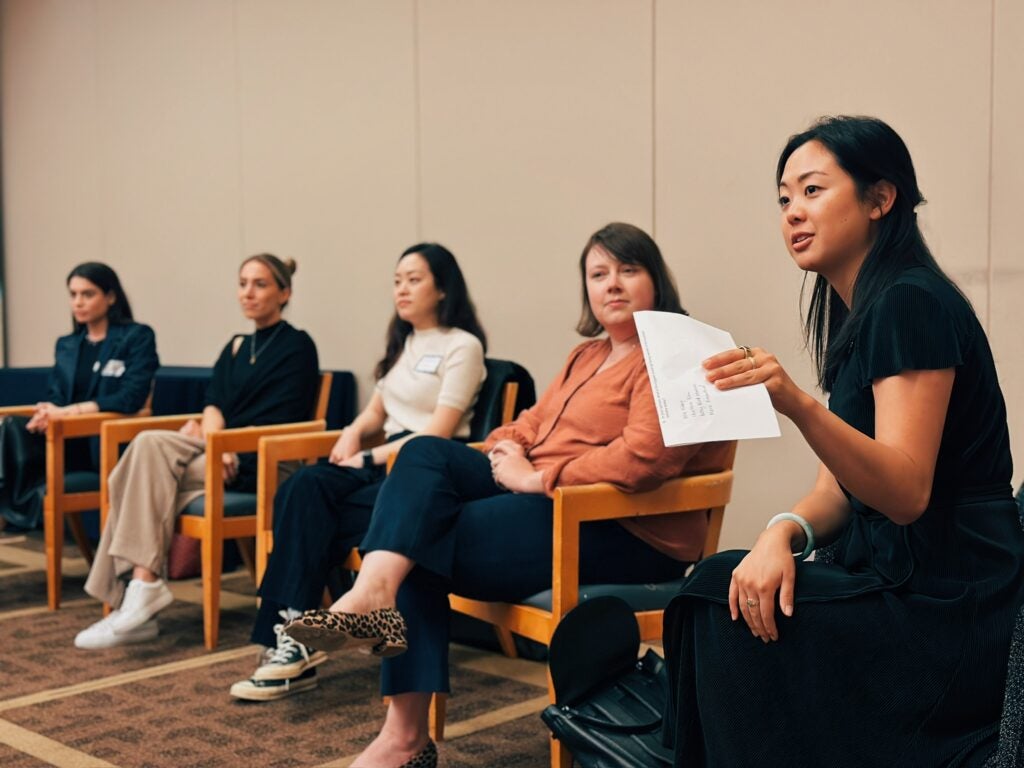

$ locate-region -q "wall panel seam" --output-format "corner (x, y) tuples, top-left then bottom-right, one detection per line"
(231, 0), (246, 254)
(413, 0), (423, 241)
(651, 0), (657, 237)
(985, 0), (996, 330)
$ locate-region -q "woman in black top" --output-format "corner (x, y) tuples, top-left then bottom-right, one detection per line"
(663, 116), (1024, 766)
(0, 262), (158, 530)
(76, 254), (318, 650)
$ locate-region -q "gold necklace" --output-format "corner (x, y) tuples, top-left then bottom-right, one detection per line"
(249, 322), (285, 364)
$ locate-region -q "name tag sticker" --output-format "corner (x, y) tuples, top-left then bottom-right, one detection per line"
(101, 359), (126, 378)
(415, 355), (443, 374)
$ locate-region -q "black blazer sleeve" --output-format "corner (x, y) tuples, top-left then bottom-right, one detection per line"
(45, 335), (78, 406)
(93, 323), (160, 413)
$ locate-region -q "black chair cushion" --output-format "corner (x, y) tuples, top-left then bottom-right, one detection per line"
(61, 471), (100, 494)
(180, 491), (256, 518)
(521, 579), (688, 613)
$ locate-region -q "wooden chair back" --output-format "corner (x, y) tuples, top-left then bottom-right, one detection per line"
(439, 441), (738, 764)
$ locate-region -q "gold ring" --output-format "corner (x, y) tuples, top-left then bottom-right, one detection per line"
(749, 356), (757, 371)
(745, 598), (759, 608)
(738, 345), (752, 359)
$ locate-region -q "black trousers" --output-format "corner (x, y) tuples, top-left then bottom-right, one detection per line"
(252, 461), (383, 647)
(360, 436), (687, 695)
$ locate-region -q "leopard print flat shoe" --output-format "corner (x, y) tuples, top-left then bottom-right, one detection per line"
(282, 606), (408, 657)
(353, 739), (437, 768)
(399, 740), (437, 768)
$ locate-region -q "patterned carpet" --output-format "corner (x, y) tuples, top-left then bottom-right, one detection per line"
(0, 530), (554, 767)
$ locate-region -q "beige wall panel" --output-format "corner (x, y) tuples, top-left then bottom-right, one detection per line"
(991, 0), (1024, 492)
(234, 0), (418, 388)
(3, 0), (103, 365)
(655, 0), (994, 550)
(90, 0), (241, 366)
(417, 0), (654, 388)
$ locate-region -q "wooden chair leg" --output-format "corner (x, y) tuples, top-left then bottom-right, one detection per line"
(551, 737), (573, 768)
(44, 495), (61, 610)
(67, 514), (95, 565)
(494, 627), (518, 658)
(429, 693), (447, 742)
(201, 534), (223, 650)
(235, 536), (256, 581)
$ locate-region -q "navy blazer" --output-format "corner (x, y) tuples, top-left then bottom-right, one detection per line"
(46, 322), (159, 414)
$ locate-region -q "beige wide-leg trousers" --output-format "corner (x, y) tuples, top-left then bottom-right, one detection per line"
(84, 431), (207, 607)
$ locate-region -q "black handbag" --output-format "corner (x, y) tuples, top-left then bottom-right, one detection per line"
(0, 415), (47, 528)
(541, 596), (673, 767)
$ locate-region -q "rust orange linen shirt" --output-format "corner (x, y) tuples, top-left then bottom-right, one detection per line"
(482, 339), (732, 562)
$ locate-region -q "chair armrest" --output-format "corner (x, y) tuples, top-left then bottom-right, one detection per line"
(206, 420), (327, 457)
(50, 411), (134, 440)
(203, 420), (326, 536)
(98, 413), (204, 527)
(553, 470), (734, 526)
(0, 405), (36, 417)
(43, 411), (154, 499)
(547, 469), (734, 623)
(246, 426), (332, 583)
(256, 430), (341, 555)
(101, 413), (203, 449)
(100, 414), (202, 481)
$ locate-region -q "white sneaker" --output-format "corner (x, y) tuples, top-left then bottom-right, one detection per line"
(75, 611), (159, 649)
(110, 578), (174, 633)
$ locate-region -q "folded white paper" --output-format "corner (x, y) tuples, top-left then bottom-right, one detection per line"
(634, 311), (781, 447)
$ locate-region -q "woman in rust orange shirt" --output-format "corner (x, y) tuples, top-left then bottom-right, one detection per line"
(285, 222), (731, 768)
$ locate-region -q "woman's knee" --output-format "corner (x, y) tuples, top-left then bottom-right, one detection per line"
(128, 429), (178, 457)
(275, 465), (330, 517)
(393, 435), (450, 465)
(391, 435), (479, 477)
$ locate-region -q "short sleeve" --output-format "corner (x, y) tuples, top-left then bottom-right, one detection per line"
(436, 335), (485, 412)
(855, 282), (965, 387)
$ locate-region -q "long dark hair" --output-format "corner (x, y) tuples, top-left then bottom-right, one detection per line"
(374, 243), (488, 379)
(777, 116), (963, 392)
(66, 262), (134, 332)
(576, 222), (687, 336)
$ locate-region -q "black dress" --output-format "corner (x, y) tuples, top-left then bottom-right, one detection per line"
(663, 266), (1024, 767)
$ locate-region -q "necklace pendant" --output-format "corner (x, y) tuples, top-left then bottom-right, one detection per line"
(249, 353), (256, 364)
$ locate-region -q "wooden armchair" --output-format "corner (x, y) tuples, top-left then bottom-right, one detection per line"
(98, 372), (332, 650)
(255, 358), (531, 583)
(0, 401), (151, 610)
(441, 441), (738, 766)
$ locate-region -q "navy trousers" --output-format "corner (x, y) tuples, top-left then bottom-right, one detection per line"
(252, 461), (383, 647)
(360, 436), (686, 695)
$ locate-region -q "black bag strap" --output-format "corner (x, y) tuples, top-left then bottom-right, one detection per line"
(554, 651), (667, 734)
(554, 707), (662, 735)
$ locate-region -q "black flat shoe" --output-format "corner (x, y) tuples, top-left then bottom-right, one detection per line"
(283, 606), (407, 657)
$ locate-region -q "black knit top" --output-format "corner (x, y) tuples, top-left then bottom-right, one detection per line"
(205, 320), (319, 489)
(828, 265), (1012, 500)
(664, 265), (1023, 766)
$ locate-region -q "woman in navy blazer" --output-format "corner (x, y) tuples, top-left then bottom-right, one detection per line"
(0, 262), (158, 530)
